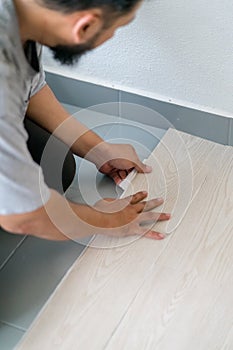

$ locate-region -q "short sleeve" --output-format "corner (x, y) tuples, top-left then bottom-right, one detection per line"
(30, 45), (46, 97)
(0, 117), (51, 214)
(0, 52), (51, 215)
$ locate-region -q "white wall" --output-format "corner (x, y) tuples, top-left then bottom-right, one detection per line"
(43, 0), (233, 118)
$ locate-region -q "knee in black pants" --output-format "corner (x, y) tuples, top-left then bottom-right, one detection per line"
(24, 118), (76, 193)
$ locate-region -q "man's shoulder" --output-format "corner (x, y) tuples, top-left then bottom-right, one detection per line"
(0, 0), (19, 66)
(0, 0), (14, 31)
(0, 44), (22, 80)
(0, 1), (10, 44)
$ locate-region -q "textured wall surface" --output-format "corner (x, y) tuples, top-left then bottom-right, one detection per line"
(43, 0), (233, 117)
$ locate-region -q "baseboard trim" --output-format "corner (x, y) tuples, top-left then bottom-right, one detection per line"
(45, 71), (232, 146)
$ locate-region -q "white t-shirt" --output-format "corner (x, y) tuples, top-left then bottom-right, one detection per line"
(0, 0), (50, 214)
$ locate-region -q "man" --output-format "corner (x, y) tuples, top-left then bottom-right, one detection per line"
(0, 0), (170, 241)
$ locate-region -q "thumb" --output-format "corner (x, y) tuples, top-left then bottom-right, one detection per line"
(135, 162), (152, 174)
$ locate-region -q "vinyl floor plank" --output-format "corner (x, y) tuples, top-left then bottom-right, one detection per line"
(16, 235), (172, 349)
(105, 148), (233, 350)
(17, 129), (233, 350)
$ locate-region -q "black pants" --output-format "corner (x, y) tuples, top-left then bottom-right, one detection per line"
(24, 118), (76, 193)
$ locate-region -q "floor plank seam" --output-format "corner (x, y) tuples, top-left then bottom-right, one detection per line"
(102, 236), (173, 350)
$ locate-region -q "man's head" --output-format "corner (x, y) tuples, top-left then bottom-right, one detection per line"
(35, 0), (142, 65)
(40, 0), (140, 14)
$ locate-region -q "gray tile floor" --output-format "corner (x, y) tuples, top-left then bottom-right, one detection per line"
(0, 104), (165, 349)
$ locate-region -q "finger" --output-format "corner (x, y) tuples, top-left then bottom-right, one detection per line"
(144, 230), (166, 240)
(123, 168), (134, 178)
(109, 169), (132, 185)
(110, 171), (122, 185)
(139, 198), (164, 212)
(134, 162), (152, 174)
(138, 211), (171, 225)
(117, 170), (129, 181)
(158, 213), (171, 221)
(130, 191), (148, 205)
(136, 226), (166, 240)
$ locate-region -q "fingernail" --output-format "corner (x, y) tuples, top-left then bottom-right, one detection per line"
(142, 191), (148, 195)
(157, 197), (164, 201)
(158, 233), (165, 239)
(145, 165), (152, 172)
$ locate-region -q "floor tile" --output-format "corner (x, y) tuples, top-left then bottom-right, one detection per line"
(120, 92), (230, 145)
(104, 119), (166, 160)
(0, 237), (86, 329)
(62, 103), (119, 138)
(66, 157), (121, 207)
(0, 322), (24, 350)
(61, 103), (81, 115)
(0, 229), (25, 269)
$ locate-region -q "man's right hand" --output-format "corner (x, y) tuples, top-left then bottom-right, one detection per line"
(0, 190), (170, 241)
(90, 191), (170, 240)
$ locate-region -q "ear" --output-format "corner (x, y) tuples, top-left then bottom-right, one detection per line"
(72, 13), (103, 43)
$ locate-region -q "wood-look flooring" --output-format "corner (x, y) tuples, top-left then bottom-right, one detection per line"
(17, 129), (233, 350)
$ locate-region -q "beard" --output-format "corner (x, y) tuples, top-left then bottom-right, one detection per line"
(49, 32), (99, 66)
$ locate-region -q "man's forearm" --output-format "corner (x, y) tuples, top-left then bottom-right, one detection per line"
(0, 190), (105, 241)
(26, 84), (107, 163)
(0, 190), (169, 242)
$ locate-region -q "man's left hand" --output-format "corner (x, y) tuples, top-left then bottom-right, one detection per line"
(98, 143), (152, 185)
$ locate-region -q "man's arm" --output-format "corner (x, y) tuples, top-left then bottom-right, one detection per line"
(15, 84), (170, 241)
(0, 190), (169, 241)
(26, 84), (151, 176)
(26, 84), (109, 165)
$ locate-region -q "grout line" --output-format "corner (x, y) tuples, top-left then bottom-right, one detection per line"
(227, 119), (232, 145)
(103, 124), (118, 141)
(118, 90), (122, 119)
(0, 236), (27, 271)
(0, 320), (26, 332)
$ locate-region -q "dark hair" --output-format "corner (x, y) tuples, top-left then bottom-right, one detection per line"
(39, 0), (140, 14)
